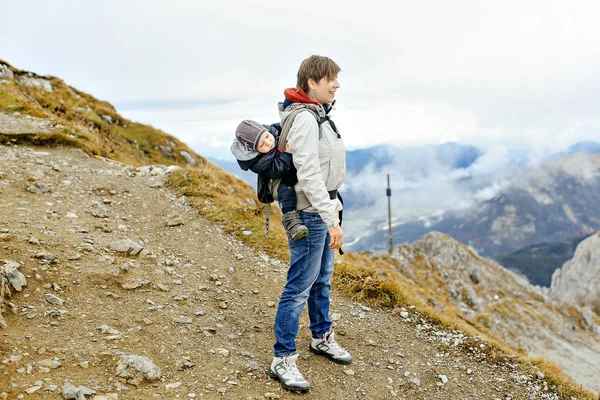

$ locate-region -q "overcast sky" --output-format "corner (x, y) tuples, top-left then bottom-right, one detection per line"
(1, 0), (599, 159)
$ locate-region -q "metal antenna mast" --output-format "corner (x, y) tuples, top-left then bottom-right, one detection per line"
(387, 173), (393, 254)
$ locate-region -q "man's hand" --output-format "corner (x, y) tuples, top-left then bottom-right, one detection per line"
(285, 143), (291, 153)
(328, 225), (344, 250)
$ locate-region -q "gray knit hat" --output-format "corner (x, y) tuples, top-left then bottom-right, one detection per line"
(235, 120), (266, 151)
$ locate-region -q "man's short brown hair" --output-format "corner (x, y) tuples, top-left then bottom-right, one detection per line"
(296, 55), (341, 93)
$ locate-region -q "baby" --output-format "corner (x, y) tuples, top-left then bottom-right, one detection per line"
(230, 120), (308, 240)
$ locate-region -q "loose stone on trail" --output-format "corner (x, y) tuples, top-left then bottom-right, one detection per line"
(116, 354), (162, 384)
(109, 239), (143, 255)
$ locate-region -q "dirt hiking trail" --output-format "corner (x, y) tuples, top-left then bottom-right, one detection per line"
(0, 144), (580, 399)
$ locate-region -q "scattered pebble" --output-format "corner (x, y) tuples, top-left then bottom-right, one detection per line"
(165, 381), (182, 390)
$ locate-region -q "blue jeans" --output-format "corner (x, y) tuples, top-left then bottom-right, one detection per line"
(274, 211), (334, 357)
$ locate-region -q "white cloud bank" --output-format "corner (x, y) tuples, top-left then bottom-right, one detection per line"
(1, 0), (600, 159)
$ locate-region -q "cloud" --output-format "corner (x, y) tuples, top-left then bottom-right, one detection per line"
(2, 0), (600, 159)
(339, 143), (533, 241)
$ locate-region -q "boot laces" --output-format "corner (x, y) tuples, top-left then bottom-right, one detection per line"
(284, 354), (305, 381)
(325, 331), (346, 355)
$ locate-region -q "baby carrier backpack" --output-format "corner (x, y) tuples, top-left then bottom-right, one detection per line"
(263, 104), (324, 239)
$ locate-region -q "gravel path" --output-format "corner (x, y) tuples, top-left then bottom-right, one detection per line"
(0, 144), (584, 399)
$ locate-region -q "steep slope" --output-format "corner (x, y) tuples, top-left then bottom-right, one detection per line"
(551, 232), (600, 314)
(370, 233), (600, 394)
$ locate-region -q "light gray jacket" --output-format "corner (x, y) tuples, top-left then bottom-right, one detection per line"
(279, 103), (346, 229)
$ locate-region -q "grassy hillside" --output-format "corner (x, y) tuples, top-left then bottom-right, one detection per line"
(0, 59), (594, 399)
(0, 59), (204, 167)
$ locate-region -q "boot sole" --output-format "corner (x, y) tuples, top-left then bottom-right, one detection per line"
(291, 230), (309, 241)
(268, 369), (310, 392)
(309, 345), (353, 365)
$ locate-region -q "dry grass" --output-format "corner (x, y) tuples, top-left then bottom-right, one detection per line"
(1, 58), (595, 399)
(166, 166), (289, 262)
(0, 60), (204, 169)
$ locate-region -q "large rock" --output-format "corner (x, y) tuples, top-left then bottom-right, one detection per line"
(2, 260), (27, 291)
(61, 381), (95, 399)
(0, 64), (14, 80)
(27, 181), (51, 193)
(116, 354), (162, 383)
(19, 75), (53, 92)
(179, 151), (197, 166)
(109, 239), (143, 256)
(550, 231), (600, 312)
(159, 145), (173, 159)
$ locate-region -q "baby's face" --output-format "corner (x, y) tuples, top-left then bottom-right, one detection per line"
(256, 131), (275, 154)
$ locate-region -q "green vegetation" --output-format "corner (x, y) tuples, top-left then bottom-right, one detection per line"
(0, 59), (594, 399)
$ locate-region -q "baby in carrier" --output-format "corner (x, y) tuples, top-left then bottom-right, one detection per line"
(230, 120), (308, 240)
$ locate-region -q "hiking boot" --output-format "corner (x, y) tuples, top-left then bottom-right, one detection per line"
(309, 329), (352, 365)
(282, 210), (308, 241)
(269, 353), (310, 392)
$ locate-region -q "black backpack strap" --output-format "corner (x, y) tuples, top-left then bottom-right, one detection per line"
(337, 192), (344, 255)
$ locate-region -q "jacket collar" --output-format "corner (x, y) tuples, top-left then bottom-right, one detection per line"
(283, 88), (319, 106)
(282, 88), (336, 115)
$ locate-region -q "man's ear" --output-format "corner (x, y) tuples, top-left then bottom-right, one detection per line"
(307, 78), (316, 91)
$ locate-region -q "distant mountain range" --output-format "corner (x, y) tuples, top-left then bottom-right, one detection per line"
(351, 152), (600, 264)
(345, 142), (482, 176)
(567, 140), (600, 155)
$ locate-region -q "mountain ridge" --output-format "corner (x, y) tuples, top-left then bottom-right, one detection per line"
(351, 151), (600, 257)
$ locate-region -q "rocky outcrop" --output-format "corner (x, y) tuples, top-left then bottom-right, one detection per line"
(550, 231), (600, 312)
(0, 63), (14, 80)
(411, 232), (533, 311)
(18, 74), (53, 92)
(180, 150), (198, 166)
(386, 231), (600, 394)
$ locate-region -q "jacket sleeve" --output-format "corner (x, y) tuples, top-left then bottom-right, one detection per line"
(236, 159), (251, 171)
(265, 152), (293, 180)
(287, 112), (340, 229)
